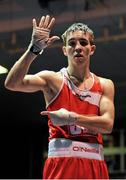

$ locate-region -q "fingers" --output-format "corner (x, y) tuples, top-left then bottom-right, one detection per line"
(47, 17), (56, 29)
(38, 15), (55, 30)
(43, 15), (50, 28)
(39, 16), (45, 27)
(32, 18), (37, 28)
(40, 111), (49, 115)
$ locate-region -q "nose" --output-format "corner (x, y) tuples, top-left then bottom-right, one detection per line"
(75, 41), (82, 53)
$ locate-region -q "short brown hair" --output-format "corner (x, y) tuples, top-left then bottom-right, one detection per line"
(61, 23), (95, 45)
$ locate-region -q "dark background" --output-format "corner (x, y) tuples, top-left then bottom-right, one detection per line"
(0, 0), (126, 178)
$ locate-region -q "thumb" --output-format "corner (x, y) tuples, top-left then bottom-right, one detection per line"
(47, 36), (60, 46)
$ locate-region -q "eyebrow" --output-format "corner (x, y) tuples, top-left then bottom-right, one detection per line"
(68, 38), (89, 42)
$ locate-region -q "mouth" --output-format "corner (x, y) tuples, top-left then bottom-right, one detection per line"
(74, 54), (83, 58)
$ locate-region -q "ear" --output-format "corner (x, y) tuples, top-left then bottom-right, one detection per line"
(90, 45), (96, 56)
(62, 46), (67, 56)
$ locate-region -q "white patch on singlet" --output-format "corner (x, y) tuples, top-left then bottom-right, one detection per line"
(60, 68), (102, 106)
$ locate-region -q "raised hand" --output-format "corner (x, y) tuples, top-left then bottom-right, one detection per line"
(40, 108), (77, 126)
(29, 15), (60, 53)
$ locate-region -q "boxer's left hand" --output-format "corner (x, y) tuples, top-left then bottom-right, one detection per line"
(40, 108), (77, 126)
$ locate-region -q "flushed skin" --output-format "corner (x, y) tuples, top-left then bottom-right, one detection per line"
(5, 15), (115, 179)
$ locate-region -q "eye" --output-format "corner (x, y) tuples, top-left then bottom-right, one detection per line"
(79, 39), (88, 46)
(68, 40), (76, 47)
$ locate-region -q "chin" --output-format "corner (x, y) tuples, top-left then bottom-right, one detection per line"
(74, 57), (85, 63)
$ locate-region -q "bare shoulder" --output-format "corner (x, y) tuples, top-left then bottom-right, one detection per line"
(36, 70), (62, 81)
(99, 76), (114, 87)
(36, 70), (63, 102)
(98, 76), (115, 96)
(98, 77), (114, 86)
(36, 70), (63, 92)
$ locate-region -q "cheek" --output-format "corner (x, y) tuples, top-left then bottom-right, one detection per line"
(84, 45), (94, 55)
(65, 48), (73, 56)
(84, 47), (90, 55)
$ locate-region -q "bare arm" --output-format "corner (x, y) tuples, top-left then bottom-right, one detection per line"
(41, 78), (115, 134)
(4, 15), (60, 92)
(75, 78), (115, 134)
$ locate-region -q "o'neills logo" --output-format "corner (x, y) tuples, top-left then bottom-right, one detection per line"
(73, 146), (99, 154)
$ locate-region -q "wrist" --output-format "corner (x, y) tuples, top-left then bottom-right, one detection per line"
(68, 112), (78, 125)
(29, 44), (43, 55)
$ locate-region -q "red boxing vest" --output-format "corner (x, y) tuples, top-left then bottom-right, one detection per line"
(47, 68), (103, 144)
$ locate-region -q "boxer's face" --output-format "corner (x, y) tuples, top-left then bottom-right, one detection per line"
(62, 30), (96, 65)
